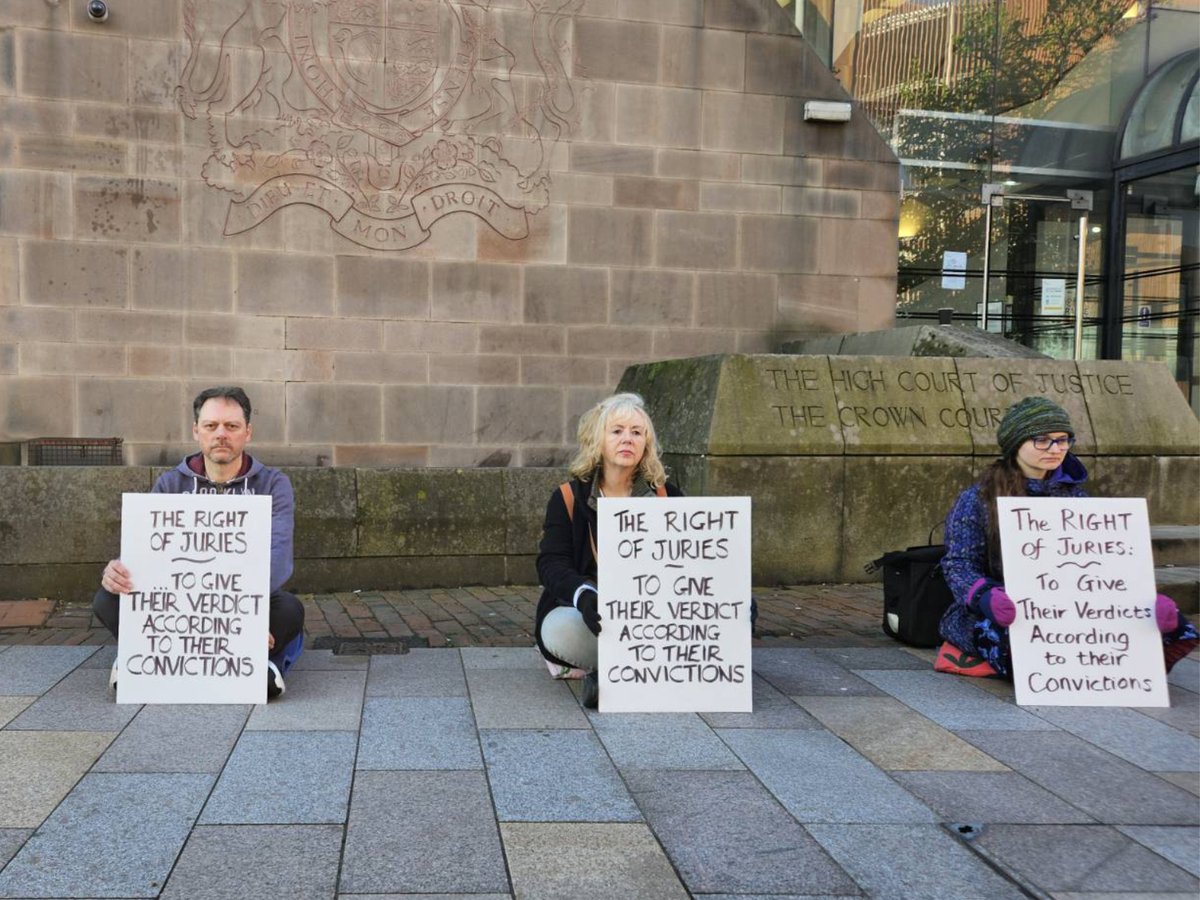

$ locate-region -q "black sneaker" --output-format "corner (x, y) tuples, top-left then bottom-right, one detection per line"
(266, 660), (286, 699)
(580, 671), (599, 709)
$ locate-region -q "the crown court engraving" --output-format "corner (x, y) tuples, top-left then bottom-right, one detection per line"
(178, 0), (581, 250)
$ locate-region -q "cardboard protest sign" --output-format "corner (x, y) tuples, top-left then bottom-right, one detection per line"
(117, 493), (271, 704)
(998, 497), (1169, 707)
(597, 496), (752, 713)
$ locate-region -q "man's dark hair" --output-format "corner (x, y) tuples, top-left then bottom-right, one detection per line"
(192, 386), (252, 424)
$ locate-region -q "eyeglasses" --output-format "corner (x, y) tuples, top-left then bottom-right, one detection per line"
(1030, 435), (1075, 450)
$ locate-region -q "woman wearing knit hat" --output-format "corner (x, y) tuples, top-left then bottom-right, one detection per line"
(937, 395), (1198, 677)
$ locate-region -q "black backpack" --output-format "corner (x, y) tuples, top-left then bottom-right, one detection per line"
(867, 532), (954, 648)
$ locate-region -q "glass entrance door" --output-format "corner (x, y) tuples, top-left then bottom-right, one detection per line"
(1119, 165), (1200, 414)
(983, 190), (1106, 359)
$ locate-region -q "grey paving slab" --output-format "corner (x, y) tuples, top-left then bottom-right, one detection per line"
(480, 729), (641, 822)
(291, 648), (370, 671)
(0, 696), (33, 728)
(797, 696), (1007, 771)
(466, 668), (589, 729)
(0, 645), (98, 694)
(960, 730), (1200, 825)
(78, 645), (117, 669)
(717, 728), (937, 823)
(94, 704), (250, 773)
(891, 771), (1095, 824)
(246, 668), (365, 731)
(340, 770), (508, 895)
(358, 697), (482, 770)
(0, 730), (115, 828)
(753, 648), (883, 696)
(366, 650), (466, 697)
(460, 646), (545, 669)
(1159, 771), (1200, 796)
(1026, 705), (1200, 771)
(8, 667), (140, 732)
(806, 824), (1028, 900)
(1167, 655), (1198, 692)
(1133, 684), (1200, 736)
(200, 730), (356, 824)
(700, 675), (825, 729)
(337, 895), (511, 899)
(855, 669), (1058, 731)
(0, 830), (30, 870)
(501, 822), (689, 900)
(814, 646), (931, 670)
(973, 824), (1199, 893)
(624, 770), (858, 895)
(0, 772), (213, 898)
(589, 712), (744, 771)
(160, 824), (343, 899)
(1117, 825), (1200, 877)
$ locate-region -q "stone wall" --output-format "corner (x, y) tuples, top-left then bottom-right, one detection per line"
(0, 0), (899, 467)
(0, 464), (567, 601)
(620, 355), (1200, 582)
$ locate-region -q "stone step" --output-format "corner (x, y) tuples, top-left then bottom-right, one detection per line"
(1156, 565), (1199, 615)
(1151, 525), (1199, 568)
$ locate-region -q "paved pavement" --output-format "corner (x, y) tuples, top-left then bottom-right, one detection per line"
(0, 587), (1198, 898)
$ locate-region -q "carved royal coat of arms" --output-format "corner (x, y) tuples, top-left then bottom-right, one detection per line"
(178, 0), (581, 250)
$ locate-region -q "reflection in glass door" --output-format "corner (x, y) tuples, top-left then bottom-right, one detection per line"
(1120, 166), (1200, 415)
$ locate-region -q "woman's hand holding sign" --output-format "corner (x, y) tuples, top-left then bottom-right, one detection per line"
(101, 560), (134, 595)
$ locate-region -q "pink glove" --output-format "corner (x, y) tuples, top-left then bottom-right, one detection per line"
(1155, 594), (1179, 634)
(979, 587), (1016, 628)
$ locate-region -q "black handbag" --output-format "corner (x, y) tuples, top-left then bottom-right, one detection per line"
(867, 528), (954, 648)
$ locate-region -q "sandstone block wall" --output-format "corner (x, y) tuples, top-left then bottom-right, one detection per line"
(0, 0), (898, 466)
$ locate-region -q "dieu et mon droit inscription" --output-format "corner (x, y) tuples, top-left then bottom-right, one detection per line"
(178, 0), (581, 250)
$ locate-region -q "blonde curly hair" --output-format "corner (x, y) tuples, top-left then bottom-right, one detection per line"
(568, 392), (667, 489)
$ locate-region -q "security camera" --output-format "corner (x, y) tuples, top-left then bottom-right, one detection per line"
(85, 0), (109, 22)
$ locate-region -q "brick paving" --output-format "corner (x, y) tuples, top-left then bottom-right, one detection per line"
(0, 584), (890, 648)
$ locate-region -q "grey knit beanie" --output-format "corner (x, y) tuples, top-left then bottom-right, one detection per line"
(996, 396), (1074, 458)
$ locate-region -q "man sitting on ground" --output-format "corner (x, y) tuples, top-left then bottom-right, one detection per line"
(93, 385), (304, 699)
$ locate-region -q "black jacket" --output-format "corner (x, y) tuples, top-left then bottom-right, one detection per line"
(535, 474), (683, 666)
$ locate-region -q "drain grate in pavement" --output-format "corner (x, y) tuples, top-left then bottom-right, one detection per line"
(310, 636), (429, 655)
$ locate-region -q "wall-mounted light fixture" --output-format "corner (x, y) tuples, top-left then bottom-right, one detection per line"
(803, 100), (852, 123)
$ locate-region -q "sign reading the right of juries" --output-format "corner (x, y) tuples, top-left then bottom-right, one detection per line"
(998, 497), (1169, 707)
